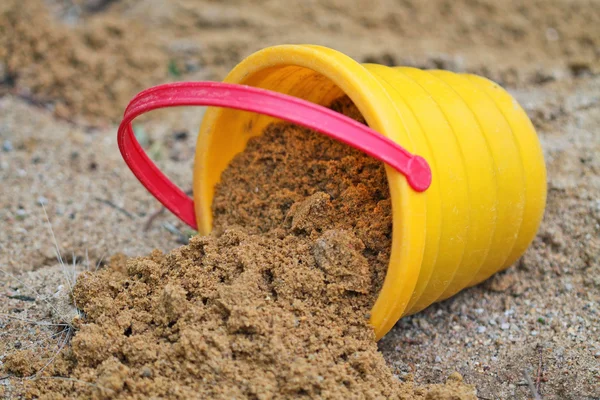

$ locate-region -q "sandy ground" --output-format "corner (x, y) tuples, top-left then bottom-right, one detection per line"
(1, 0), (599, 398)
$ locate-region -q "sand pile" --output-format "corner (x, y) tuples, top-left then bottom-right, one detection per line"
(0, 0), (167, 124)
(5, 99), (476, 398)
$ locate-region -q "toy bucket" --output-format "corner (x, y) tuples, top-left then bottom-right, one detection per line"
(118, 44), (547, 340)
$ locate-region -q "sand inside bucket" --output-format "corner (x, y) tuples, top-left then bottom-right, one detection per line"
(5, 98), (476, 399)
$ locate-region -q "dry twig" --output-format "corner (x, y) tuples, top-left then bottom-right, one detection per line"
(523, 369), (542, 400)
(144, 207), (166, 231)
(536, 345), (544, 394)
(94, 198), (135, 219)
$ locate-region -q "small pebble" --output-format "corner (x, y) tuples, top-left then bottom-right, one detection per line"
(140, 367), (153, 378)
(531, 330), (538, 336)
(173, 130), (189, 141)
(435, 356), (442, 363)
(2, 140), (13, 152)
(477, 326), (487, 334)
(501, 323), (510, 330)
(546, 27), (560, 42)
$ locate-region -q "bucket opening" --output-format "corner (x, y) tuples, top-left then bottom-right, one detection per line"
(202, 64), (384, 225)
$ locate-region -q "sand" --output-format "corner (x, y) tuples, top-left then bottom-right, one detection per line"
(2, 105), (477, 398)
(0, 0), (168, 125)
(1, 0), (599, 399)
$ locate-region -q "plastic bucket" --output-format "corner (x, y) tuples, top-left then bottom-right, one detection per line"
(119, 44), (547, 340)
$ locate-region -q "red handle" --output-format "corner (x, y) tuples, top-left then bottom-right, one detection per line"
(117, 82), (432, 230)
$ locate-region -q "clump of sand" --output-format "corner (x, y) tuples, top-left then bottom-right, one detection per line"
(4, 100), (477, 398)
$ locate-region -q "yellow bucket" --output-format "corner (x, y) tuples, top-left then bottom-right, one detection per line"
(191, 45), (547, 340)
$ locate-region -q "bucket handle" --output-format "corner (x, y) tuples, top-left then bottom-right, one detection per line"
(118, 81), (432, 230)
